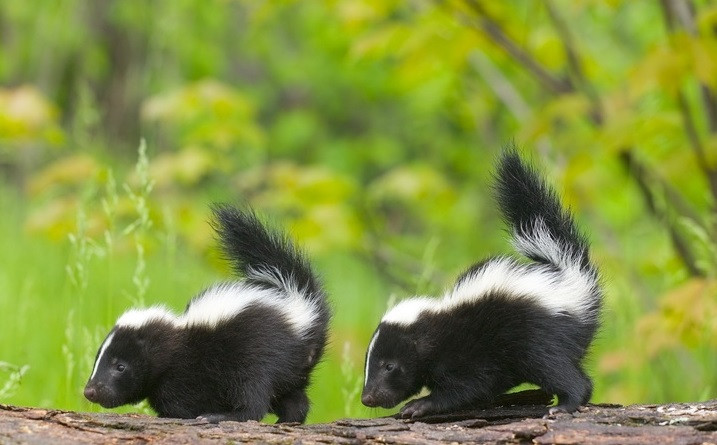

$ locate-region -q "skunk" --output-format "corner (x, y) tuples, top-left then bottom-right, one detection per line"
(84, 205), (330, 423)
(361, 149), (602, 418)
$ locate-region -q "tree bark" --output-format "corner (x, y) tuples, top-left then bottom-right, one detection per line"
(1, 397), (717, 444)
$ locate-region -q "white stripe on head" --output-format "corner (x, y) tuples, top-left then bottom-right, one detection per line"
(90, 332), (116, 380)
(364, 328), (380, 387)
(380, 297), (440, 326)
(116, 305), (178, 328)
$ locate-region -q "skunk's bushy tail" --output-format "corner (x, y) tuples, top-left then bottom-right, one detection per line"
(211, 204), (330, 325)
(494, 147), (601, 322)
(495, 148), (590, 271)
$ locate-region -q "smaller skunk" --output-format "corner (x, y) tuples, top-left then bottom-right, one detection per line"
(84, 205), (330, 423)
(361, 149), (602, 418)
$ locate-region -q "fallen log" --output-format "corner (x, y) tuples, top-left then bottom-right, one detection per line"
(1, 394), (716, 444)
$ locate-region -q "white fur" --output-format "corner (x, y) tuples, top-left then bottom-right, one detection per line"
(116, 306), (178, 328)
(381, 297), (441, 326)
(512, 218), (580, 270)
(364, 329), (380, 386)
(183, 282), (319, 336)
(90, 332), (115, 379)
(448, 257), (597, 320)
(380, 224), (598, 326)
(247, 265), (306, 302)
(110, 275), (320, 338)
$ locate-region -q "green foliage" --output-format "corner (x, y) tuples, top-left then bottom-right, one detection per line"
(0, 0), (716, 422)
(0, 86), (64, 149)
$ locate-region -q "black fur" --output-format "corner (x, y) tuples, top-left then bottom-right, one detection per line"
(84, 205), (330, 423)
(210, 204), (324, 304)
(361, 149), (602, 417)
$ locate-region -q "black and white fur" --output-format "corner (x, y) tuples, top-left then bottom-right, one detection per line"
(361, 149), (602, 418)
(84, 205), (330, 423)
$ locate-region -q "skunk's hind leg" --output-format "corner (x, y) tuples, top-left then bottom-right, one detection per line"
(540, 361), (592, 414)
(273, 389), (309, 423)
(197, 382), (273, 423)
(197, 401), (272, 423)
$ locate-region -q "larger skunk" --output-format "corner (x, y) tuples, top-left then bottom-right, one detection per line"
(361, 150), (602, 418)
(84, 205), (330, 423)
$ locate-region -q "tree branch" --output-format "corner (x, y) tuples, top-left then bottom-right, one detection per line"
(701, 85), (717, 134)
(455, 0), (706, 275)
(660, 0), (717, 132)
(359, 201), (447, 293)
(620, 150), (704, 276)
(3, 399), (717, 443)
(674, 92), (717, 200)
(543, 0), (604, 125)
(659, 0), (717, 205)
(467, 51), (531, 120)
(462, 0), (574, 95)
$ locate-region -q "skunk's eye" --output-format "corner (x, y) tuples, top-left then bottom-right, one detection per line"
(116, 363), (126, 372)
(385, 363), (395, 372)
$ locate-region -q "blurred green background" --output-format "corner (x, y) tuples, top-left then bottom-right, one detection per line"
(1, 0), (716, 423)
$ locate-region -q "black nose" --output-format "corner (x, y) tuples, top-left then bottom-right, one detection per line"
(84, 386), (97, 402)
(361, 393), (377, 407)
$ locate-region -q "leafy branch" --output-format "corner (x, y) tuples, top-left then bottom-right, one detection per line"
(458, 0), (714, 277)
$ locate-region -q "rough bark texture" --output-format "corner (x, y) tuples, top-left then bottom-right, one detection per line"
(1, 397), (717, 444)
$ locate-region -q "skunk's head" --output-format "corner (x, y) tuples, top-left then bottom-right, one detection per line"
(84, 307), (178, 409)
(362, 298), (437, 409)
(83, 327), (151, 408)
(361, 323), (425, 409)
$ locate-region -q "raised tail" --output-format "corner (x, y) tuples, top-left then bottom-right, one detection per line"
(210, 204), (330, 332)
(494, 147), (601, 322)
(495, 148), (590, 272)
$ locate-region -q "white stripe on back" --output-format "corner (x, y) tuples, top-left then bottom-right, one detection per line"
(381, 255), (598, 326)
(112, 279), (320, 338)
(183, 282), (319, 336)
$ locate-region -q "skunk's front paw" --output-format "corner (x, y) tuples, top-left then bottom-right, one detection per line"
(196, 413), (229, 423)
(399, 398), (436, 419)
(543, 405), (576, 419)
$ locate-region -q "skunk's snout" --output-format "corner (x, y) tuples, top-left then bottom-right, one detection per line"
(362, 385), (402, 409)
(84, 384), (99, 402)
(84, 381), (109, 405)
(361, 392), (378, 407)
(83, 382), (122, 409)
